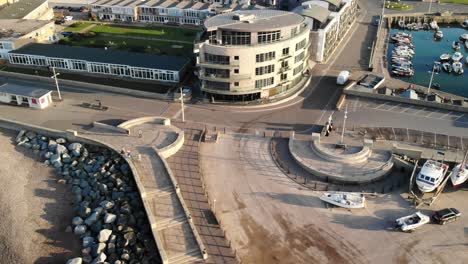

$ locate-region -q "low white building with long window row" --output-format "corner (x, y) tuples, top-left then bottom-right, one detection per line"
(7, 43), (190, 83)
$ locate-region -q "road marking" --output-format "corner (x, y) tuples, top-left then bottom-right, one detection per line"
(402, 105), (414, 113)
(426, 110), (440, 117)
(387, 103), (401, 111)
(374, 102), (389, 110)
(413, 107), (427, 115)
(438, 111), (452, 119)
(454, 114), (465, 121)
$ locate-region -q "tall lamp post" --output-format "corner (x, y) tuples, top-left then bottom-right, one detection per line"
(340, 105), (348, 145)
(50, 66), (62, 101)
(179, 86), (185, 123)
(427, 65), (437, 95)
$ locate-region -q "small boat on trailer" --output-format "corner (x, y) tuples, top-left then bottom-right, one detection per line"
(416, 159), (449, 193)
(395, 212), (430, 232)
(320, 192), (366, 209)
(450, 150), (468, 187)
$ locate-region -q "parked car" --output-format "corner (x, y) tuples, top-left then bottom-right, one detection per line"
(61, 32), (73, 37)
(64, 16), (73, 21)
(432, 208), (461, 225)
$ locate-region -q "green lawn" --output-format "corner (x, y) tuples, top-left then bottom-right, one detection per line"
(89, 24), (199, 42)
(59, 34), (193, 57)
(440, 0), (468, 4)
(384, 2), (413, 11)
(64, 22), (94, 32)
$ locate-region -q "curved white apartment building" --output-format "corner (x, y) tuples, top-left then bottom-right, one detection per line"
(194, 10), (310, 101)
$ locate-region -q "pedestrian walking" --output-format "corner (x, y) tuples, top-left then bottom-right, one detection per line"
(120, 147), (126, 155)
(138, 130), (142, 138)
(126, 150), (131, 158)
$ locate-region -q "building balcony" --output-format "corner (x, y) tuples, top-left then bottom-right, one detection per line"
(279, 54), (292, 61)
(198, 62), (231, 69)
(279, 66), (291, 73)
(199, 74), (230, 82)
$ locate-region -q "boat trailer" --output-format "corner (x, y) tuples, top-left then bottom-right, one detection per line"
(408, 160), (450, 207)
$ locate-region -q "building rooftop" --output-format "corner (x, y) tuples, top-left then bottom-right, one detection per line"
(294, 5), (330, 24)
(204, 10), (304, 32)
(0, 82), (52, 98)
(9, 43), (190, 71)
(0, 19), (52, 39)
(0, 0), (47, 19)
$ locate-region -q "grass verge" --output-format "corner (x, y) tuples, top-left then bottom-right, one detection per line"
(384, 2), (414, 11)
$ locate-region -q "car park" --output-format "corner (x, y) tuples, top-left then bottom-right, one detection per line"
(432, 208), (461, 225)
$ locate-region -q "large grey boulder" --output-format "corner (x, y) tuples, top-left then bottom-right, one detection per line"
(66, 257), (82, 264)
(25, 131), (37, 140)
(103, 213), (116, 224)
(15, 130), (26, 143)
(82, 236), (95, 248)
(84, 211), (100, 226)
(72, 216), (83, 226)
(90, 253), (106, 264)
(62, 153), (72, 164)
(56, 138), (67, 144)
(74, 225), (87, 235)
(92, 243), (106, 256)
(98, 229), (112, 243)
(55, 144), (68, 155)
(48, 140), (57, 151)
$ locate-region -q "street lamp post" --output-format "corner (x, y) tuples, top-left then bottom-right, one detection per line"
(340, 105), (348, 145)
(427, 66), (436, 95)
(50, 66), (62, 101)
(179, 86), (185, 123)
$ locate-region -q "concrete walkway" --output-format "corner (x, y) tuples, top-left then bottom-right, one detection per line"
(85, 119), (205, 263)
(167, 122), (237, 263)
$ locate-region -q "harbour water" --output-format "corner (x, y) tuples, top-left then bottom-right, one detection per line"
(388, 26), (468, 98)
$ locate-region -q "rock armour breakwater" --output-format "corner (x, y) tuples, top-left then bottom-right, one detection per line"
(15, 130), (160, 264)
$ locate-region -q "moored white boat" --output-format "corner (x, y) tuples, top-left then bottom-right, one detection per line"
(320, 192), (366, 209)
(453, 62), (464, 75)
(416, 160), (449, 193)
(440, 53), (451, 61)
(452, 41), (461, 51)
(442, 62), (452, 73)
(462, 20), (468, 28)
(460, 33), (468, 42)
(450, 151), (468, 187)
(430, 20), (438, 30)
(465, 41), (468, 50)
(434, 30), (443, 40)
(452, 52), (463, 62)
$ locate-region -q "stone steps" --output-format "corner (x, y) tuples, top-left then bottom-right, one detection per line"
(155, 214), (187, 231)
(145, 185), (175, 198)
(167, 248), (204, 264)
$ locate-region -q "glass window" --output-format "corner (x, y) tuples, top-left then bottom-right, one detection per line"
(255, 64), (275, 76)
(255, 77), (274, 88)
(282, 47), (289, 56)
(221, 31), (251, 45)
(255, 51), (275, 63)
(205, 53), (230, 65)
(257, 31), (281, 44)
(295, 39), (307, 51)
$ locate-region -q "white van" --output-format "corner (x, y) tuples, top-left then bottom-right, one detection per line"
(337, 71), (350, 85)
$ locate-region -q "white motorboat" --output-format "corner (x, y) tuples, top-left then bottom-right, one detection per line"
(466, 57), (468, 65)
(452, 41), (461, 51)
(460, 33), (468, 42)
(434, 30), (443, 40)
(430, 20), (439, 30)
(461, 20), (468, 28)
(395, 212), (430, 232)
(440, 53), (451, 61)
(453, 62), (464, 75)
(416, 160), (449, 193)
(465, 41), (468, 50)
(394, 46), (415, 55)
(452, 52), (463, 62)
(442, 62), (453, 73)
(450, 151), (468, 187)
(320, 192), (366, 209)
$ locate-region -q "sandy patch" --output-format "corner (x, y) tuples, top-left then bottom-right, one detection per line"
(0, 129), (80, 264)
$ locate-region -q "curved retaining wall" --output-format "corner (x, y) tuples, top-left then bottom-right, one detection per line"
(310, 140), (371, 164)
(0, 117), (170, 263)
(289, 137), (394, 184)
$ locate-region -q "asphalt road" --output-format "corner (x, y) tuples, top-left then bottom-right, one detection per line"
(0, 0), (466, 136)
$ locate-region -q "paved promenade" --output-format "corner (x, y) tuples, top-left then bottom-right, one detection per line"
(85, 119), (205, 263)
(167, 122), (237, 264)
